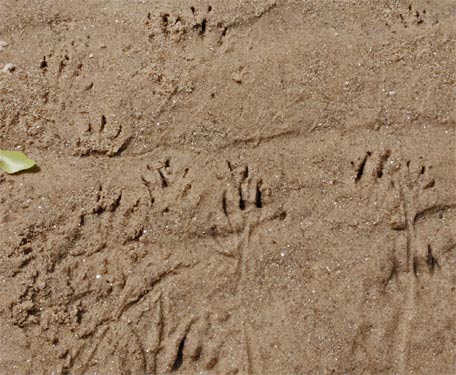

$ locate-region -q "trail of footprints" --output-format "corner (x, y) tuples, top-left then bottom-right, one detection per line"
(6, 158), (276, 374)
(353, 149), (455, 280)
(5, 153), (282, 374)
(352, 149), (455, 373)
(146, 3), (278, 46)
(69, 294), (236, 374)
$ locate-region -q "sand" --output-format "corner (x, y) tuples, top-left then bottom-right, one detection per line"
(1, 1), (455, 374)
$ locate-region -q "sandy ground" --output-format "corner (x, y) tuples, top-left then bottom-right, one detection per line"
(1, 1), (455, 374)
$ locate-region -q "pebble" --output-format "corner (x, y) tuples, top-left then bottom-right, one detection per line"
(2, 63), (16, 73)
(0, 41), (7, 51)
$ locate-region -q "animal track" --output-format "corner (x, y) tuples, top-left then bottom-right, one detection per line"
(220, 162), (268, 233)
(151, 6), (211, 41)
(74, 114), (131, 157)
(32, 48), (138, 157)
(412, 244), (439, 277)
(71, 302), (238, 374)
(146, 5), (229, 44)
(354, 151), (455, 374)
(398, 4), (427, 28)
(384, 3), (440, 30)
(1, 153), (322, 374)
(352, 150), (394, 184)
(353, 151), (371, 183)
(141, 158), (194, 215)
(218, 167), (281, 243)
(363, 156), (456, 374)
(367, 156), (451, 283)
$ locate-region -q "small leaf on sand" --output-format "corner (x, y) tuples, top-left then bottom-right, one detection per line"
(0, 150), (35, 174)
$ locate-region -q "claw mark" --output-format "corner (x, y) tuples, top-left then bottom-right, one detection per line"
(376, 150), (391, 178)
(160, 13), (170, 32)
(426, 245), (438, 273)
(238, 165), (250, 210)
(172, 334), (186, 371)
(423, 179), (435, 189)
(222, 192), (228, 217)
(255, 180), (263, 208)
(100, 115), (106, 132)
(112, 192), (122, 212)
(194, 18), (207, 35)
(83, 82), (93, 91)
(158, 169), (169, 188)
(355, 151), (371, 183)
(141, 176), (155, 205)
(243, 166), (249, 179)
(239, 187), (246, 210)
(112, 124), (122, 139)
(58, 55), (69, 75)
(40, 56), (47, 70)
(412, 256), (418, 278)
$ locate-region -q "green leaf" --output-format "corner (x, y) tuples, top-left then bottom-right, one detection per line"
(0, 149), (36, 174)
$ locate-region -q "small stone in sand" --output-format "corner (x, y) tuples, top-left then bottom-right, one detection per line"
(2, 63), (16, 73)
